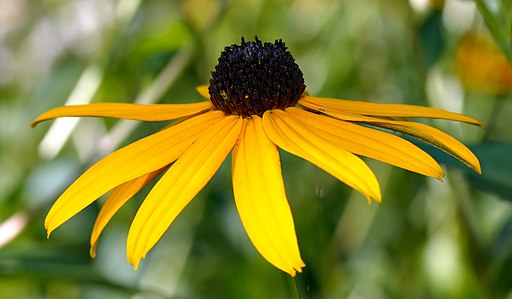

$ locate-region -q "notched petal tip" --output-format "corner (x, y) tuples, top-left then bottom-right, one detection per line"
(127, 254), (140, 270)
(286, 263), (306, 277)
(264, 109), (382, 205)
(45, 219), (56, 239)
(233, 116), (306, 277)
(288, 270), (297, 277)
(435, 170), (446, 182)
(366, 186), (381, 204)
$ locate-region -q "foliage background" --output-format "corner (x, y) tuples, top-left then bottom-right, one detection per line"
(1, 0), (512, 298)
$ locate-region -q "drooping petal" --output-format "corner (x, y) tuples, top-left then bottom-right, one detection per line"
(372, 121), (482, 174)
(127, 115), (243, 269)
(196, 85), (210, 100)
(299, 96), (483, 127)
(285, 107), (444, 179)
(262, 109), (381, 202)
(90, 168), (165, 258)
(45, 111), (225, 236)
(232, 116), (304, 276)
(306, 107), (481, 174)
(31, 101), (213, 127)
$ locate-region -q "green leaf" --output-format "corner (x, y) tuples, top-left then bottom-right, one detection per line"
(407, 139), (512, 201)
(474, 0), (512, 64)
(418, 11), (445, 68)
(464, 142), (512, 200)
(281, 272), (301, 299)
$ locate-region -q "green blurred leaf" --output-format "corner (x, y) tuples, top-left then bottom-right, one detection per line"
(464, 142), (512, 201)
(474, 0), (512, 64)
(407, 139), (512, 201)
(419, 11), (445, 68)
(490, 218), (512, 296)
(141, 50), (177, 79)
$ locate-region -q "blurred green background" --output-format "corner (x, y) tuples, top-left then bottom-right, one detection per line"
(1, 0), (512, 298)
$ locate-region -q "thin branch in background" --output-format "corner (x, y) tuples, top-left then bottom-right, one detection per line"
(474, 0), (512, 64)
(282, 272), (301, 299)
(96, 47), (193, 157)
(37, 0), (143, 160)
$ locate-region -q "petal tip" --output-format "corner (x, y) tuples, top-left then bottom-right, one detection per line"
(470, 160), (482, 175)
(372, 190), (382, 203)
(435, 169), (445, 181)
(90, 247), (97, 258)
(287, 262), (306, 277)
(133, 261), (140, 271)
(196, 85), (210, 99)
(45, 222), (54, 239)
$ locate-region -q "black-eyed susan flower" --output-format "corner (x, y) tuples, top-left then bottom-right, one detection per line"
(32, 37), (482, 276)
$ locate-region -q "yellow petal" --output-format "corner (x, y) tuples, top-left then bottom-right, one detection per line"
(31, 101), (213, 127)
(195, 85), (210, 99)
(299, 96), (484, 127)
(90, 168), (165, 258)
(232, 116), (304, 276)
(45, 110), (225, 236)
(127, 115), (243, 269)
(374, 121), (482, 174)
(285, 107), (444, 179)
(306, 107), (481, 174)
(262, 109), (381, 202)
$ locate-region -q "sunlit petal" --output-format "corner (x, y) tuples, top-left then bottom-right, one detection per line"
(300, 96), (483, 127)
(307, 107), (481, 174)
(127, 116), (244, 269)
(90, 168), (165, 258)
(285, 107), (444, 179)
(232, 116), (304, 276)
(263, 109), (381, 202)
(373, 121), (482, 174)
(45, 111), (225, 236)
(31, 101), (213, 127)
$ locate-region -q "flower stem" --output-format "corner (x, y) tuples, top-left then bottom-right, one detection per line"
(281, 272), (301, 299)
(474, 0), (512, 64)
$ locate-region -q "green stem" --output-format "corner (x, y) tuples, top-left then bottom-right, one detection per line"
(281, 272), (301, 299)
(474, 0), (512, 64)
(481, 94), (504, 141)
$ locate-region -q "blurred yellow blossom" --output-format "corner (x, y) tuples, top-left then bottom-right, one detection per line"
(456, 33), (512, 95)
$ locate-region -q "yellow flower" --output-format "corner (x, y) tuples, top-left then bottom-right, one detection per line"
(32, 37), (482, 276)
(456, 33), (512, 95)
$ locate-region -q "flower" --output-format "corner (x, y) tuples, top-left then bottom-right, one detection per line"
(32, 37), (482, 276)
(456, 33), (512, 95)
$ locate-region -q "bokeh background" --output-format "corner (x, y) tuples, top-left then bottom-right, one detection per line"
(1, 0), (512, 298)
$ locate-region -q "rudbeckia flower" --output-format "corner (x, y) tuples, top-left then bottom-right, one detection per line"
(32, 37), (482, 276)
